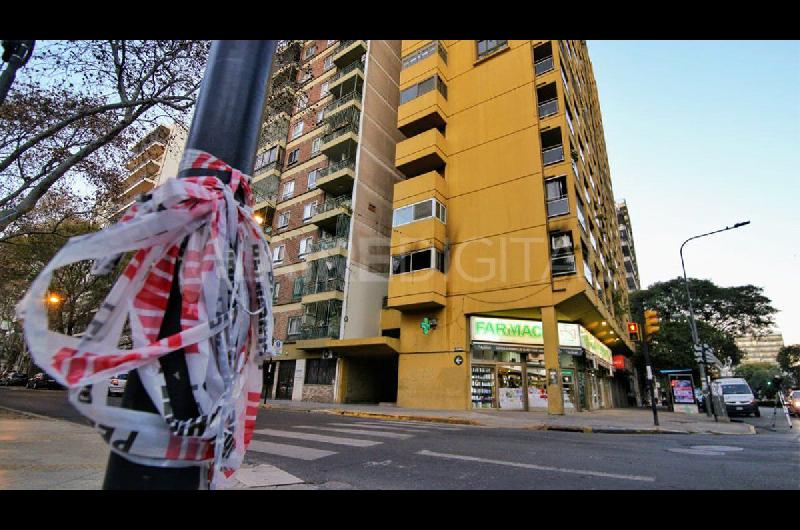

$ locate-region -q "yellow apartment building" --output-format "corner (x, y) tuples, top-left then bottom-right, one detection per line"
(265, 40), (637, 415)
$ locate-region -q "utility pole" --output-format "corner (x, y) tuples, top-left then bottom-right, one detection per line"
(680, 221), (749, 422)
(639, 332), (659, 426)
(102, 40), (275, 490)
(0, 40), (35, 105)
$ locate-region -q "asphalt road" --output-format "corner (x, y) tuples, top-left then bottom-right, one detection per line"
(3, 387), (798, 490)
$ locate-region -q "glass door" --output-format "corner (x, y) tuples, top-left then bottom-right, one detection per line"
(562, 369), (575, 410)
(526, 364), (548, 409)
(498, 364), (524, 410)
(471, 365), (496, 409)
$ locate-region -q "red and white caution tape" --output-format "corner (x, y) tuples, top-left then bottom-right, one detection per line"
(16, 149), (274, 489)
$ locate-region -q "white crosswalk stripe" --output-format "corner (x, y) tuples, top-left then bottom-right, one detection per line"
(253, 428), (382, 447)
(359, 420), (465, 431)
(294, 425), (414, 439)
(328, 422), (433, 433)
(247, 440), (337, 461)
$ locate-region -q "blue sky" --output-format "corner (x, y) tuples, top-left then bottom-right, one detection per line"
(587, 40), (800, 345)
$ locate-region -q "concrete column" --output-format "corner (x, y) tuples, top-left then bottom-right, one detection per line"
(542, 306), (564, 415)
(291, 359), (306, 401)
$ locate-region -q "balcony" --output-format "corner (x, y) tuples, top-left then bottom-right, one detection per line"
(332, 40), (367, 68)
(251, 174), (279, 210)
(125, 139), (166, 171)
(120, 175), (157, 200)
(325, 89), (363, 119)
(301, 254), (347, 304)
(328, 60), (364, 99)
(321, 122), (359, 161)
(538, 98), (558, 119)
(387, 268), (446, 310)
(535, 56), (554, 76)
(308, 195), (352, 233)
(395, 129), (447, 179)
(305, 236), (349, 262)
(316, 156), (356, 195)
(397, 86), (448, 138)
(123, 158), (160, 185)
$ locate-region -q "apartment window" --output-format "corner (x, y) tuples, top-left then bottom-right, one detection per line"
(291, 121), (304, 140)
(272, 245), (285, 263)
(287, 148), (300, 166)
(536, 83), (558, 119)
(255, 145), (283, 171)
(533, 42), (554, 75)
(281, 180), (295, 199)
(576, 194), (587, 232)
(292, 277), (304, 301)
(316, 109), (325, 125)
(561, 66), (570, 94)
(324, 55), (334, 71)
(295, 92), (308, 111)
(545, 176), (569, 217)
(399, 75), (447, 105)
(305, 358), (336, 385)
(540, 127), (564, 166)
(273, 281), (281, 302)
(583, 258), (593, 285)
(307, 168), (318, 188)
(401, 41), (447, 69)
(550, 231), (576, 276)
(299, 236), (313, 256)
(391, 248), (445, 275)
(287, 316), (302, 338)
(320, 81), (329, 98)
(392, 198), (446, 227)
(277, 211), (290, 228)
(304, 44), (317, 59)
(476, 40), (508, 60)
(303, 201), (317, 221)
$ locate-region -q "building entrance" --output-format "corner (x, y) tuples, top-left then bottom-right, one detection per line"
(276, 360), (296, 400)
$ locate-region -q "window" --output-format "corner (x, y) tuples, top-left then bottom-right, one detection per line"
(277, 211), (290, 228)
(401, 41), (447, 69)
(281, 180), (295, 199)
(292, 277), (304, 301)
(273, 245), (285, 263)
(299, 236), (313, 256)
(545, 176), (569, 217)
(304, 44), (317, 59)
(311, 136), (322, 154)
(320, 81), (329, 98)
(391, 248), (445, 275)
(324, 56), (334, 70)
(305, 358), (336, 385)
(583, 259), (593, 285)
(399, 75), (447, 105)
(307, 168), (318, 188)
(561, 66), (570, 94)
(291, 121), (304, 140)
(288, 316), (302, 338)
(392, 199), (447, 227)
(295, 92), (308, 111)
(327, 39), (336, 46)
(576, 194), (587, 232)
(303, 201), (317, 220)
(273, 281), (281, 302)
(550, 231), (576, 276)
(255, 145), (283, 171)
(287, 149), (300, 166)
(316, 109), (325, 124)
(476, 40), (508, 59)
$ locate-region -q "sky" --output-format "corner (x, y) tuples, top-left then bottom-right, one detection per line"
(587, 40), (800, 344)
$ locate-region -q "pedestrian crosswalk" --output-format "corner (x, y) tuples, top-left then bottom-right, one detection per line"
(245, 419), (467, 461)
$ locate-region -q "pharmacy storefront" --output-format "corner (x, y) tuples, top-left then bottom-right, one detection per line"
(469, 316), (615, 411)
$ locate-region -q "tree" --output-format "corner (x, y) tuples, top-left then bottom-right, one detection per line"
(734, 362), (782, 399)
(777, 345), (800, 385)
(629, 277), (777, 381)
(0, 40), (210, 238)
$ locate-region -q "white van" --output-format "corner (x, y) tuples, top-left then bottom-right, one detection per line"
(712, 377), (759, 417)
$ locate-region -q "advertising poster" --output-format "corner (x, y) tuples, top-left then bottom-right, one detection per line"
(528, 387), (548, 408)
(499, 387), (524, 409)
(672, 379), (695, 404)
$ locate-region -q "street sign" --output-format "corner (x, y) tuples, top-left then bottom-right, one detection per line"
(454, 355), (463, 366)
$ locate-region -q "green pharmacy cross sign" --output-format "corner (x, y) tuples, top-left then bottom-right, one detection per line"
(421, 317), (434, 335)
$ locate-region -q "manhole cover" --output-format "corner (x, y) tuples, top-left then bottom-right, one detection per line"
(689, 445), (743, 452)
(667, 448), (725, 456)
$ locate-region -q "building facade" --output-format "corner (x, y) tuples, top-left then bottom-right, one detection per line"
(616, 200), (641, 291)
(263, 40), (637, 414)
(734, 333), (784, 365)
(111, 123), (187, 221)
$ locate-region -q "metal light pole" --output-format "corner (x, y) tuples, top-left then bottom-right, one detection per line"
(0, 40), (35, 105)
(680, 221), (750, 421)
(102, 40), (275, 490)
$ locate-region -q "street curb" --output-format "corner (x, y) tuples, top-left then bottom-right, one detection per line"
(260, 404), (482, 426)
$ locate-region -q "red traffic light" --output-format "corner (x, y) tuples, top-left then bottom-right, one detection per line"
(627, 322), (641, 342)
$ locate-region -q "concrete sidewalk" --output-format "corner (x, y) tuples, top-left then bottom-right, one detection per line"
(261, 399), (755, 435)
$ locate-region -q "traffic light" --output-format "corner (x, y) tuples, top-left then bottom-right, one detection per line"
(644, 309), (661, 341)
(627, 322), (641, 342)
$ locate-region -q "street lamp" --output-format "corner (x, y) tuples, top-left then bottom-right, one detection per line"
(680, 220), (750, 421)
(47, 293), (62, 305)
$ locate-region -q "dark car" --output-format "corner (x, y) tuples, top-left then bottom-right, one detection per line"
(2, 372), (29, 386)
(26, 372), (62, 390)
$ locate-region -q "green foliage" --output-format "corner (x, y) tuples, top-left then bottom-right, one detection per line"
(777, 345), (800, 384)
(734, 362), (782, 399)
(628, 277), (777, 381)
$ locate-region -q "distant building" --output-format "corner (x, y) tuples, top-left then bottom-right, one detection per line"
(110, 123), (187, 221)
(616, 200), (640, 291)
(734, 333), (784, 365)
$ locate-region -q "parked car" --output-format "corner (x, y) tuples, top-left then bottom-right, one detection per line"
(2, 372), (30, 386)
(787, 390), (800, 417)
(27, 372), (61, 390)
(694, 388), (706, 412)
(712, 377), (759, 417)
(108, 373), (128, 397)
